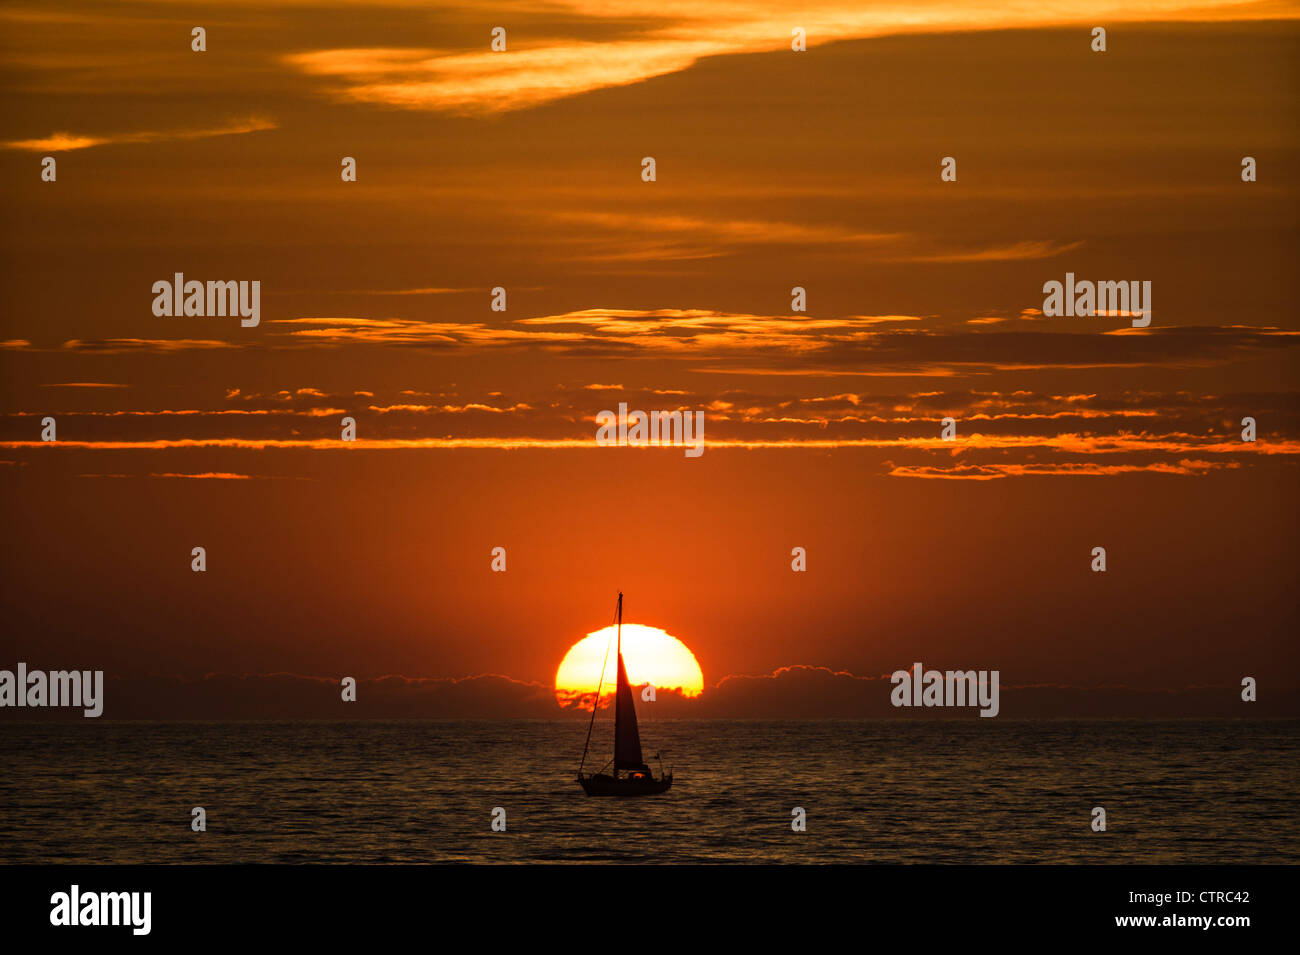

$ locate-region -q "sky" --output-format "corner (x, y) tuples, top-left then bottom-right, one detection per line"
(1, 1), (1297, 718)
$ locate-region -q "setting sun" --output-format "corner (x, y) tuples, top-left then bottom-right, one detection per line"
(555, 623), (704, 708)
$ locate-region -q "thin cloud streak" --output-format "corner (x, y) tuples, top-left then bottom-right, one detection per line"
(60, 339), (241, 353)
(4, 434), (1295, 455)
(893, 239), (1086, 263)
(1, 116), (277, 152)
(886, 460), (1241, 479)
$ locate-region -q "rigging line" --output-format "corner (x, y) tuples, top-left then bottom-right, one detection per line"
(578, 594), (619, 775)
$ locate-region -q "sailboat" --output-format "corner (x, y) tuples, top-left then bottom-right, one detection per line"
(577, 592), (673, 796)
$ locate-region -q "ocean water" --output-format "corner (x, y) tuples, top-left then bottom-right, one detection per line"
(0, 719), (1296, 864)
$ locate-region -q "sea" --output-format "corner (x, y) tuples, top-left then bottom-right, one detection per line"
(1, 719), (1296, 864)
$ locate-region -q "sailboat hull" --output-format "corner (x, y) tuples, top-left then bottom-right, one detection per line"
(578, 773), (673, 797)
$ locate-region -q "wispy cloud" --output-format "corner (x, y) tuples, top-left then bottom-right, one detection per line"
(886, 459), (1240, 480)
(328, 287), (469, 296)
(61, 339), (240, 353)
(537, 209), (1084, 265)
(1, 116), (276, 152)
(548, 211), (903, 259)
(895, 239), (1086, 263)
(6, 385), (1295, 485)
(5, 434), (1296, 456)
(268, 317), (556, 347)
(41, 382), (128, 389)
(282, 1), (1289, 114)
(76, 472), (299, 481)
(34, 311), (1300, 379)
(151, 472), (252, 480)
(285, 41), (707, 115)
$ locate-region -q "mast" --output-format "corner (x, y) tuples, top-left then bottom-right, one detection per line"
(578, 592), (618, 777)
(613, 592), (622, 777)
(579, 590), (647, 779)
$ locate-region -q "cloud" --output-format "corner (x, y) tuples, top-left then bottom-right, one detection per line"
(267, 317), (551, 348)
(368, 402), (532, 414)
(7, 665), (1293, 720)
(76, 472), (259, 480)
(547, 211), (903, 260)
(201, 433), (1300, 450)
(61, 339), (240, 353)
(285, 41), (707, 115)
(30, 672), (560, 720)
(535, 211), (1082, 266)
(328, 287), (469, 296)
(40, 382), (128, 389)
(509, 308), (929, 358)
(894, 239), (1085, 263)
(266, 310), (926, 353)
(692, 324), (1300, 376)
(258, 312), (1300, 378)
(51, 307), (1293, 378)
(0, 116), (276, 152)
(149, 472), (253, 480)
(886, 459), (1241, 480)
(281, 1), (1285, 115)
(4, 387), (1296, 479)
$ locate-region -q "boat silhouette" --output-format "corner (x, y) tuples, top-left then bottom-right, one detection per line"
(577, 592), (673, 796)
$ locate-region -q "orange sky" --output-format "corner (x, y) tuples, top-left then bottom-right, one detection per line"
(1, 2), (1297, 715)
